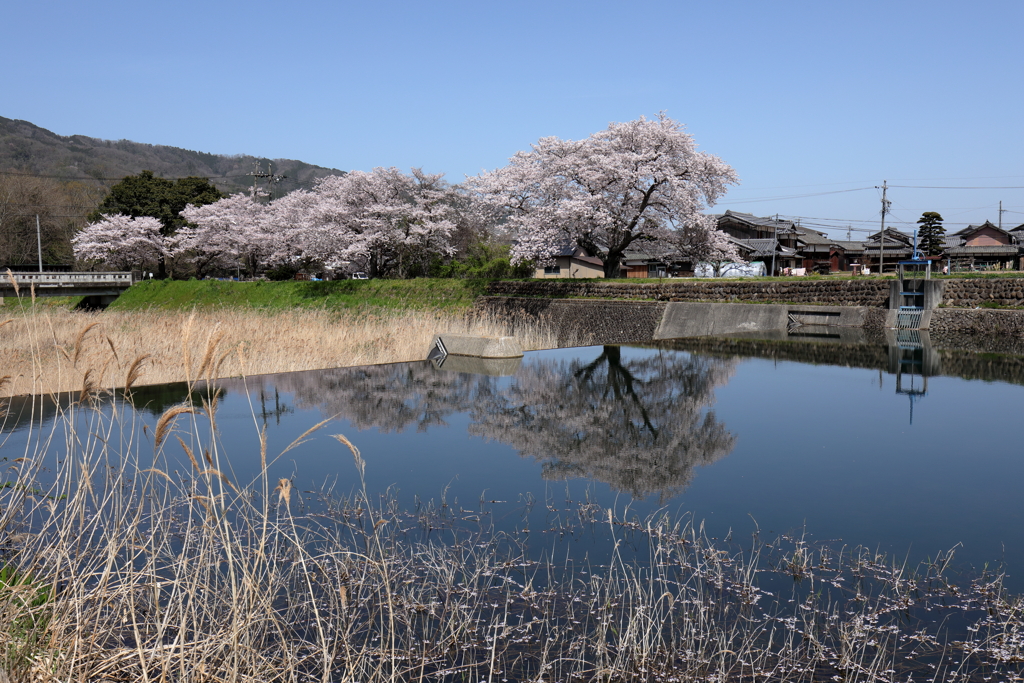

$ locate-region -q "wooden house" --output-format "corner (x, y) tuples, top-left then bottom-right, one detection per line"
(944, 221), (1020, 270)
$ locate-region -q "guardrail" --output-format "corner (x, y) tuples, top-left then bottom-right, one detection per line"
(1, 272), (136, 288)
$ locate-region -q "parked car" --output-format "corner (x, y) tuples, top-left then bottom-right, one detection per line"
(351, 272), (369, 280)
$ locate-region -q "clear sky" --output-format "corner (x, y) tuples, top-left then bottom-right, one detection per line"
(5, 0), (1022, 238)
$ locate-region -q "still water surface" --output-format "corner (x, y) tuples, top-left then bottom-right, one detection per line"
(5, 341), (1024, 589)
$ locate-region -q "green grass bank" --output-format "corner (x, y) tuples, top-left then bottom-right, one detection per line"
(107, 278), (490, 312)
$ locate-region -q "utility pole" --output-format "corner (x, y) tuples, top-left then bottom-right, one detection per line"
(771, 217), (777, 277)
(999, 200), (1004, 229)
(246, 161), (286, 201)
(36, 215), (43, 273)
(876, 181), (890, 275)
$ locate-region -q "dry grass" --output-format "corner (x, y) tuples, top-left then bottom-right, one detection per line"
(0, 390), (1022, 682)
(0, 305), (560, 398)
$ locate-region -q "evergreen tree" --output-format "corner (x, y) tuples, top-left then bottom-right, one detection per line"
(89, 170), (223, 237)
(87, 171), (223, 276)
(916, 211), (945, 256)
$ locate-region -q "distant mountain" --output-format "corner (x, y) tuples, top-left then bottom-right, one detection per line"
(0, 116), (345, 196)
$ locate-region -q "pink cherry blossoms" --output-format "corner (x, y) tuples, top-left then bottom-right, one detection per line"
(470, 113), (739, 277)
(71, 214), (166, 270)
(174, 193), (276, 277)
(302, 168), (458, 278)
(164, 167), (459, 278)
(72, 115), (740, 278)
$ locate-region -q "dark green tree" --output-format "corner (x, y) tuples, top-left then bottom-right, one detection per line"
(916, 211), (945, 256)
(89, 170), (223, 237)
(88, 171), (224, 276)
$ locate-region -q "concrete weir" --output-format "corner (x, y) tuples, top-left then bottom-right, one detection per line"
(429, 333), (524, 376)
(430, 333), (524, 358)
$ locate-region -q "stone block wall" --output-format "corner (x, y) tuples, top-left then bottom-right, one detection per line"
(487, 280), (891, 307)
(929, 308), (1024, 337)
(939, 279), (1024, 308)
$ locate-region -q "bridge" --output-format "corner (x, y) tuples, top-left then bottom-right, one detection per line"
(1, 271), (138, 307)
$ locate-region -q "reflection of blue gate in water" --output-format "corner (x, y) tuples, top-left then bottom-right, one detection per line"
(893, 328), (927, 424)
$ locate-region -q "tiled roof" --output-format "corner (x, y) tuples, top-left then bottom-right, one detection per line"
(946, 245), (1019, 256)
(572, 254), (605, 266)
(719, 210), (796, 231)
(863, 246), (912, 255)
(744, 238), (782, 257)
(728, 237), (797, 258)
(621, 248), (656, 263)
(865, 228), (912, 243)
(792, 228), (832, 246)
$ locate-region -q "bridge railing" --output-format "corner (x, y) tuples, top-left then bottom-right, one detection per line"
(2, 272), (136, 288)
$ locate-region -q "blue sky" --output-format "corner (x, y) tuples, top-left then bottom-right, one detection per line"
(6, 0), (1022, 238)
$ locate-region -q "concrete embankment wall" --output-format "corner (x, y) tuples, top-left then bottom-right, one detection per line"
(487, 277), (1024, 309)
(487, 279), (891, 306)
(477, 295), (1024, 347)
(480, 297), (667, 347)
(479, 297), (887, 345)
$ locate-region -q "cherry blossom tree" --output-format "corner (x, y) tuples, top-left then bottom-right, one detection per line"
(71, 214), (166, 270)
(470, 113), (738, 277)
(304, 168), (458, 278)
(265, 188), (319, 268)
(174, 193), (276, 277)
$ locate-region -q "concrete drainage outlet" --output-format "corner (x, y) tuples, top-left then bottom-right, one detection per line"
(428, 333), (524, 360)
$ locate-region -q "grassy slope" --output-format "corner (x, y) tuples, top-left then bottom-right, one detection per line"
(107, 278), (489, 312)
(15, 272), (1024, 315)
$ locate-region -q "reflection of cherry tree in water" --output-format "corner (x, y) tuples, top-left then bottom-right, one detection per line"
(257, 347), (736, 500)
(468, 346), (737, 500)
(258, 365), (481, 433)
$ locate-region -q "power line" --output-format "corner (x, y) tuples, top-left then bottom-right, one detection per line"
(0, 169), (273, 182)
(724, 187), (874, 204)
(5, 214), (92, 218)
(1, 203), (104, 210)
(888, 185), (1024, 190)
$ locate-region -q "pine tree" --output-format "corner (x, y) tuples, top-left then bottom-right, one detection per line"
(916, 212), (945, 256)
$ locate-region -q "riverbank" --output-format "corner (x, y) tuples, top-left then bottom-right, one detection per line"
(111, 277), (489, 312)
(0, 305), (558, 398)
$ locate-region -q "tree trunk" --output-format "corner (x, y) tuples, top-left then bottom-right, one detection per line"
(603, 253), (622, 278)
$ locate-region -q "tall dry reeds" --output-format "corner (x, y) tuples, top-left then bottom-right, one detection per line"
(0, 382), (1022, 682)
(0, 305), (560, 398)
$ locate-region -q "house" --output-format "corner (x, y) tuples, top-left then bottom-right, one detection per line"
(715, 211), (800, 274)
(943, 221), (1019, 270)
(862, 229), (913, 273)
(620, 249), (668, 278)
(718, 210), (793, 241)
(1011, 224), (1024, 268)
(533, 245), (605, 278)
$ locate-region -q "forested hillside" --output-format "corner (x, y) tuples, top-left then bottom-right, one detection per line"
(0, 115), (345, 267)
(0, 116), (344, 196)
